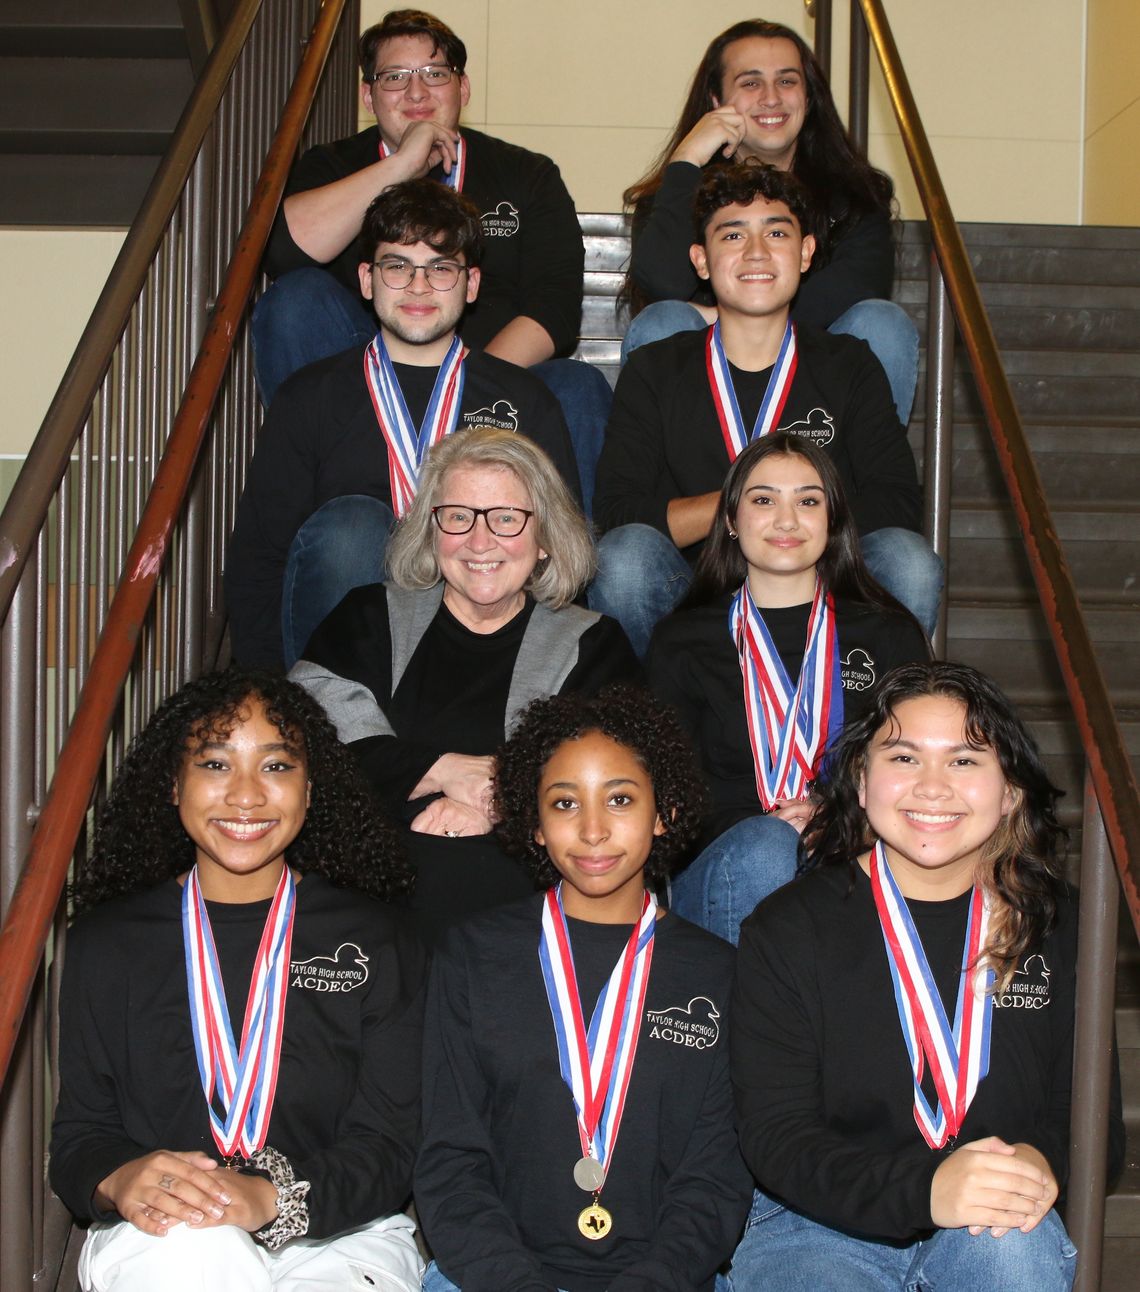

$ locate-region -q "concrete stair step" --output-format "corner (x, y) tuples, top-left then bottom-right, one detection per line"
(0, 153), (160, 225)
(0, 0), (185, 58)
(0, 57), (191, 153)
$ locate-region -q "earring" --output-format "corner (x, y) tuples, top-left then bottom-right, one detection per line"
(727, 529), (738, 540)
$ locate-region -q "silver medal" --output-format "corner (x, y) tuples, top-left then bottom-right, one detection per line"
(573, 1155), (606, 1192)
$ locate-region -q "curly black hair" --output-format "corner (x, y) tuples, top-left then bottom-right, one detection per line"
(71, 667), (413, 912)
(493, 685), (706, 889)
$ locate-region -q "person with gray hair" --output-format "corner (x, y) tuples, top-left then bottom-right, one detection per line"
(291, 426), (638, 942)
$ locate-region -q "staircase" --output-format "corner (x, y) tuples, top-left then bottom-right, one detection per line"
(0, 0), (197, 225)
(578, 214), (1140, 1287)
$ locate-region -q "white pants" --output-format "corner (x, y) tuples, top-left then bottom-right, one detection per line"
(79, 1212), (423, 1292)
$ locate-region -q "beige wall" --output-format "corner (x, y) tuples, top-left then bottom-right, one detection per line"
(359, 0), (1088, 222)
(1084, 0), (1140, 224)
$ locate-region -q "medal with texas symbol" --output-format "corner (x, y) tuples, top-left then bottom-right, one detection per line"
(538, 884), (657, 1240)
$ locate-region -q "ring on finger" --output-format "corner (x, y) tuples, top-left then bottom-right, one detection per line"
(158, 1173), (175, 1190)
(444, 829), (459, 838)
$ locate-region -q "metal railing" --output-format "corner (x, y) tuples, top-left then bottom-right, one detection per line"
(823, 2), (1140, 1287)
(0, 0), (359, 1284)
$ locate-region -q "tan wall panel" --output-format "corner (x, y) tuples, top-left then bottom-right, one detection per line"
(0, 228), (125, 457)
(1085, 0), (1140, 136)
(1084, 101), (1140, 225)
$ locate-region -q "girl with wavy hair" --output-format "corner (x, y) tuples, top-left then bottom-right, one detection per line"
(727, 661), (1124, 1290)
(51, 668), (427, 1292)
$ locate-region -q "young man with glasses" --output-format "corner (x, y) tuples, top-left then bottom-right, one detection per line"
(227, 179), (578, 670)
(254, 9), (609, 507)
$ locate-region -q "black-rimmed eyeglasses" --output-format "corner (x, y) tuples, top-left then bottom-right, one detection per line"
(432, 505), (534, 537)
(372, 258), (465, 290)
(364, 64), (456, 90)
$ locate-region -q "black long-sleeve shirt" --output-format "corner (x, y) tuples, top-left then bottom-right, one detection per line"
(265, 126), (585, 356)
(50, 875), (427, 1240)
(593, 324), (922, 551)
(416, 897), (753, 1291)
(648, 595), (929, 839)
(225, 344), (578, 669)
(628, 161), (894, 327)
(731, 866), (1125, 1241)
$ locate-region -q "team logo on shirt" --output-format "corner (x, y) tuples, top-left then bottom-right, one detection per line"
(463, 399), (519, 431)
(481, 201), (520, 238)
(995, 954), (1052, 1010)
(779, 407), (836, 447)
(841, 647), (876, 692)
(645, 996), (721, 1049)
(290, 942), (370, 993)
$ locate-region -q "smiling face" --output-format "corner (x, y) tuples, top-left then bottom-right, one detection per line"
(359, 237), (479, 356)
(535, 731), (665, 923)
(733, 452), (829, 606)
(360, 32), (470, 149)
(690, 196), (814, 321)
(859, 695), (1016, 899)
(716, 35), (807, 170)
(434, 463), (546, 631)
(173, 697), (310, 902)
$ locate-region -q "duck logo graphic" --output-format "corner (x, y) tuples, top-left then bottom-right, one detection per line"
(841, 647), (876, 692)
(645, 996), (721, 1049)
(463, 399), (519, 431)
(779, 407), (835, 447)
(481, 201), (520, 238)
(995, 953), (1051, 1010)
(290, 943), (369, 993)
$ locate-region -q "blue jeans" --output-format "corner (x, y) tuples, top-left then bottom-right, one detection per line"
(532, 359), (613, 520)
(281, 494), (394, 668)
(587, 524), (692, 658)
(622, 297), (920, 427)
(860, 527), (942, 640)
(252, 269), (376, 406)
(670, 816), (801, 946)
(726, 1191), (1076, 1292)
(422, 1261), (568, 1291)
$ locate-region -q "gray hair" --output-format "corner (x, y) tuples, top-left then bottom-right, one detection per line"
(385, 426), (596, 607)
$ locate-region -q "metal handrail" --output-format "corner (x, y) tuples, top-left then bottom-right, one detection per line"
(853, 0), (1140, 930)
(0, 0), (349, 1089)
(0, 0), (261, 628)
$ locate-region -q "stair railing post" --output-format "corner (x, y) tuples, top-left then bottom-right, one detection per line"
(809, 0), (833, 81)
(1068, 769), (1118, 1291)
(923, 257), (954, 657)
(848, 0), (870, 151)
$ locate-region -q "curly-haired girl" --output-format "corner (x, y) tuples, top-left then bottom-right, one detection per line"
(415, 685), (751, 1292)
(727, 661), (1124, 1290)
(51, 667), (427, 1292)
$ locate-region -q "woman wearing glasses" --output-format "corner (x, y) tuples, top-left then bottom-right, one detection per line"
(291, 426), (638, 943)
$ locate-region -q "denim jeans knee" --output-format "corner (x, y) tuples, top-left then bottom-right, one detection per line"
(670, 815), (801, 945)
(829, 299), (920, 426)
(587, 524), (691, 658)
(251, 269), (376, 405)
(907, 1209), (1076, 1291)
(532, 359), (614, 519)
(860, 527), (943, 639)
(282, 494), (395, 667)
(620, 300), (709, 365)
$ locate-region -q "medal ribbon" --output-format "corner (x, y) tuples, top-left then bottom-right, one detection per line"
(729, 579), (842, 810)
(869, 841), (994, 1148)
(378, 133), (466, 191)
(182, 865), (296, 1160)
(538, 885), (656, 1179)
(363, 333), (466, 517)
(706, 319), (797, 462)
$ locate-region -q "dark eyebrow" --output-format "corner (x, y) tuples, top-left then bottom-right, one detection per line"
(746, 483), (825, 495)
(711, 214), (795, 235)
(877, 737), (984, 754)
(733, 66), (801, 78)
(543, 776), (641, 791)
(196, 740), (295, 754)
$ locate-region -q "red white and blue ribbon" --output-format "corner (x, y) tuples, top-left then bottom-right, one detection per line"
(869, 841), (994, 1149)
(378, 132), (466, 191)
(706, 319), (798, 462)
(730, 579), (842, 809)
(538, 885), (656, 1178)
(181, 865), (296, 1160)
(363, 333), (466, 517)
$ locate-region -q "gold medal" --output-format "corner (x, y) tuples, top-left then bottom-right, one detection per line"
(577, 1199), (613, 1241)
